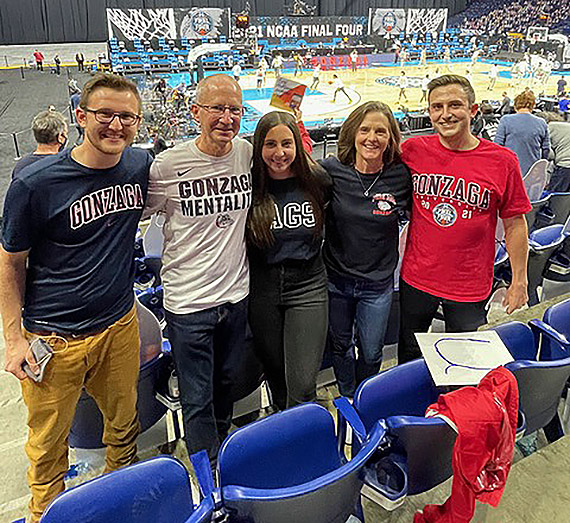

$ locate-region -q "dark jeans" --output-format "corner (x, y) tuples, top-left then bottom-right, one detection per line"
(398, 278), (488, 364)
(547, 165), (570, 193)
(249, 255), (328, 410)
(165, 297), (248, 462)
(328, 273), (394, 397)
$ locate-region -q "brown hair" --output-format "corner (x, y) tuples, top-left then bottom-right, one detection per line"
(337, 101), (401, 166)
(427, 74), (476, 106)
(247, 111), (328, 249)
(514, 90), (536, 110)
(79, 73), (142, 112)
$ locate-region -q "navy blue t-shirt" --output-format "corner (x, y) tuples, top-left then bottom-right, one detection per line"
(1, 147), (151, 333)
(12, 153), (54, 179)
(250, 173), (330, 265)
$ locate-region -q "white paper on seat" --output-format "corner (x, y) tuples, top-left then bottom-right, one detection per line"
(416, 331), (514, 386)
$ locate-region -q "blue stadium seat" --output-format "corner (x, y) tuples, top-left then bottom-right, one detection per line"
(338, 359), (456, 509)
(40, 456), (213, 523)
(217, 403), (386, 523)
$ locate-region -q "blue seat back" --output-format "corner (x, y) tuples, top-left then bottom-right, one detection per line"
(505, 358), (570, 434)
(219, 404), (385, 523)
(491, 321), (538, 360)
(354, 359), (440, 433)
(41, 456), (195, 523)
(219, 404), (341, 489)
(543, 298), (570, 360)
(386, 415), (456, 495)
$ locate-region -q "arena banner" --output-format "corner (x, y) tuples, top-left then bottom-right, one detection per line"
(368, 8), (448, 37)
(175, 8), (230, 40)
(106, 8), (230, 41)
(245, 16), (369, 42)
(368, 8), (407, 37)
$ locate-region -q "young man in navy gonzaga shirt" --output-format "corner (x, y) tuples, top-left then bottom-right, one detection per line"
(0, 74), (151, 522)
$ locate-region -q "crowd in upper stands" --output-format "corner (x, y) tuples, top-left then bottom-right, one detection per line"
(451, 0), (568, 35)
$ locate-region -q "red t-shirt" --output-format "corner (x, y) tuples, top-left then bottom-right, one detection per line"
(401, 134), (531, 302)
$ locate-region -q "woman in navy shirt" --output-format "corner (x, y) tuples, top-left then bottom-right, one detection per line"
(247, 111), (331, 410)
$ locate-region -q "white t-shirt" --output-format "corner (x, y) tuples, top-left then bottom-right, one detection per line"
(232, 64), (241, 77)
(421, 76), (430, 91)
(399, 75), (407, 88)
(334, 77), (344, 89)
(145, 138), (253, 314)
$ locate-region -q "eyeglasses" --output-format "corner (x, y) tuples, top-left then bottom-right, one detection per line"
(195, 104), (244, 117)
(83, 108), (141, 126)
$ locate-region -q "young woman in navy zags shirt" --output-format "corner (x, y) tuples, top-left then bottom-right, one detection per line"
(247, 111), (331, 410)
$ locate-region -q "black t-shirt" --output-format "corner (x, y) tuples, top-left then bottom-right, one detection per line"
(321, 156), (412, 283)
(249, 170), (331, 265)
(1, 147), (152, 333)
(12, 153), (54, 179)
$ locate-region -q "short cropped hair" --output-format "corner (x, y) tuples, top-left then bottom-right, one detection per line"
(514, 91), (535, 110)
(79, 73), (142, 112)
(427, 74), (476, 106)
(31, 110), (67, 144)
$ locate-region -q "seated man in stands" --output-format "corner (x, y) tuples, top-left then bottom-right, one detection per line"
(11, 110), (68, 179)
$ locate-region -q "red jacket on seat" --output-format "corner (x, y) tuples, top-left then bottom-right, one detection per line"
(414, 366), (519, 523)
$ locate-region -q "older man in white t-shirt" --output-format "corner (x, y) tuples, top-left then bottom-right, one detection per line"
(145, 74), (252, 463)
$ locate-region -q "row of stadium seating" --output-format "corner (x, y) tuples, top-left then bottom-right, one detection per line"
(43, 293), (570, 522)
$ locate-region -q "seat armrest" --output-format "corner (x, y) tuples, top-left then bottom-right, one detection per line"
(334, 397), (367, 449)
(190, 450), (215, 499)
(529, 319), (570, 358)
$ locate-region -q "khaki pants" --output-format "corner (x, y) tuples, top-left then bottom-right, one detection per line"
(21, 306), (141, 522)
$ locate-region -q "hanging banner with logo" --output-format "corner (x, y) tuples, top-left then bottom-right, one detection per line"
(175, 8), (230, 40)
(106, 8), (230, 41)
(368, 8), (407, 37)
(244, 16), (369, 42)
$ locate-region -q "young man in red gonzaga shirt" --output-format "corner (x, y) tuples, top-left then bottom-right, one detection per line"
(398, 74), (531, 364)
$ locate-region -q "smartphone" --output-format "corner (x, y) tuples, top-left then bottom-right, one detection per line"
(22, 338), (53, 382)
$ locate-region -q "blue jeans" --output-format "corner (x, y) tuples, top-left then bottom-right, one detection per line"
(165, 297), (248, 462)
(328, 273), (394, 397)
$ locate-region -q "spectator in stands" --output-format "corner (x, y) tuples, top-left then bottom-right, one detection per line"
(0, 73), (149, 523)
(320, 101), (412, 397)
(11, 110), (68, 179)
(53, 54), (61, 76)
(33, 49), (44, 71)
(495, 90), (550, 176)
(75, 52), (85, 72)
(538, 111), (570, 192)
(498, 91), (512, 116)
(145, 75), (251, 465)
(246, 111), (331, 410)
(479, 102), (501, 141)
(398, 75), (531, 364)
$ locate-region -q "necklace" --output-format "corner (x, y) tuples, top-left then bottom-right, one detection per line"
(355, 168), (383, 197)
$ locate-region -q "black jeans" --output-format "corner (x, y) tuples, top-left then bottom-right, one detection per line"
(249, 255), (328, 410)
(398, 279), (488, 364)
(165, 297), (248, 462)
